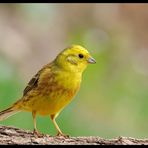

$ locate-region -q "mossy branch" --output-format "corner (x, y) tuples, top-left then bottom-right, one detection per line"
(0, 125), (148, 145)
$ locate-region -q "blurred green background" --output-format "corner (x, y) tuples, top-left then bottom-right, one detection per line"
(0, 3), (148, 138)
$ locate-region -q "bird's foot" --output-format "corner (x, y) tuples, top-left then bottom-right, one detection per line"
(56, 132), (70, 138)
(33, 129), (44, 138)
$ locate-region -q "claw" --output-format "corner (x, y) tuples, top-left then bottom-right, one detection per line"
(56, 132), (70, 138)
(33, 129), (44, 138)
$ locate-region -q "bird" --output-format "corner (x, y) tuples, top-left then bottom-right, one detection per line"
(0, 45), (96, 137)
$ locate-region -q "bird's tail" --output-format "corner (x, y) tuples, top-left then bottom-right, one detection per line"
(0, 106), (20, 121)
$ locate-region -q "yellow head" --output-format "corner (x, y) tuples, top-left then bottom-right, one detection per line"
(55, 45), (96, 73)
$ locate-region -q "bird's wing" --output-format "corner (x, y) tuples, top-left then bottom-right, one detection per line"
(23, 63), (52, 96)
(23, 71), (41, 96)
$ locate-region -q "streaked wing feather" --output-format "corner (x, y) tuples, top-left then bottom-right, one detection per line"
(23, 63), (53, 96)
(23, 72), (40, 96)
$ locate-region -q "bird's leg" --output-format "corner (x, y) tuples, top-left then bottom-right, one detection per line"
(32, 111), (43, 137)
(50, 114), (69, 138)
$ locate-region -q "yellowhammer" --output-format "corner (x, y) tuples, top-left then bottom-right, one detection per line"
(0, 45), (96, 137)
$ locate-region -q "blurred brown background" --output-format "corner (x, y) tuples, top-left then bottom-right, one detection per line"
(0, 3), (148, 138)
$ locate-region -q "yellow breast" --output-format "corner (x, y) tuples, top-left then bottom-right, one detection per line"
(40, 71), (81, 115)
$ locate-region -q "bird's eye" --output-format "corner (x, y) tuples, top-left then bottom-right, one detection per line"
(78, 54), (84, 59)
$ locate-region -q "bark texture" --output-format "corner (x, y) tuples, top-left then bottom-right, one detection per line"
(0, 125), (148, 145)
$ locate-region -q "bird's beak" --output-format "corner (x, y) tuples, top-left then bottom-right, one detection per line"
(87, 57), (96, 64)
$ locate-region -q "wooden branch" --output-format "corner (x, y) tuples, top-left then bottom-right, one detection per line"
(0, 125), (148, 145)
